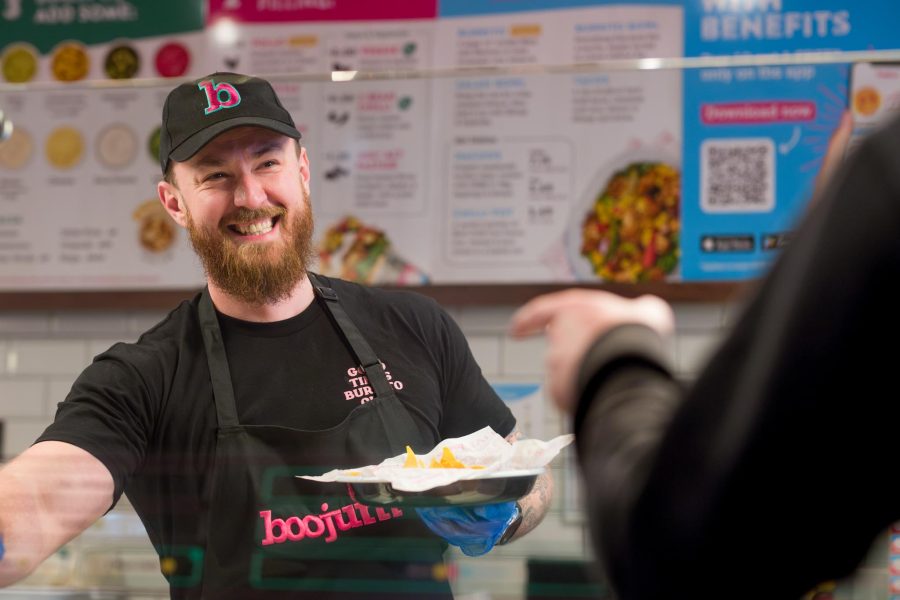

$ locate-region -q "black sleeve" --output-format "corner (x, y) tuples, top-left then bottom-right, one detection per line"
(35, 344), (159, 506)
(574, 116), (900, 600)
(433, 305), (517, 440)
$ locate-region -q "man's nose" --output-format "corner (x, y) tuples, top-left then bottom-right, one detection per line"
(234, 174), (267, 208)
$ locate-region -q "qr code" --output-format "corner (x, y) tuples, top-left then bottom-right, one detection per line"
(700, 138), (775, 213)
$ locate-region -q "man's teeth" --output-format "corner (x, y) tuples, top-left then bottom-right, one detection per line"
(234, 219), (274, 235)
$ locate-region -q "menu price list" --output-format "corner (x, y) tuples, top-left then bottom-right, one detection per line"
(316, 79), (430, 216)
(445, 137), (572, 265)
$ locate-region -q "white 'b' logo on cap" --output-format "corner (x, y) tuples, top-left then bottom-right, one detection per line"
(198, 79), (242, 115)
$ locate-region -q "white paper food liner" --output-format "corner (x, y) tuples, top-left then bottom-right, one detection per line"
(300, 426), (574, 492)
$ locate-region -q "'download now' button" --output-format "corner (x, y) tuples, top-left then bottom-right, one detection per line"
(701, 101), (816, 125)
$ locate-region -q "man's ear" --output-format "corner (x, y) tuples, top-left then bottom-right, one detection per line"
(158, 180), (189, 228)
(298, 145), (311, 196)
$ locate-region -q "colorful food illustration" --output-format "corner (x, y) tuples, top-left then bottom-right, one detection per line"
(319, 216), (387, 283)
(1, 43), (38, 83)
(155, 42), (190, 78)
(45, 126), (85, 170)
(96, 124), (138, 169)
(148, 125), (161, 164)
(580, 161), (680, 283)
(104, 44), (140, 79)
(853, 86), (881, 117)
(317, 215), (428, 285)
(403, 446), (484, 470)
(0, 126), (34, 170)
(133, 199), (176, 253)
(51, 42), (90, 82)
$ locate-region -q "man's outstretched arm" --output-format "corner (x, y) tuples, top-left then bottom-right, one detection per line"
(0, 441), (114, 587)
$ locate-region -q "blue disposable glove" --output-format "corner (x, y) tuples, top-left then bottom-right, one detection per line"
(0, 535), (4, 561)
(416, 501), (518, 557)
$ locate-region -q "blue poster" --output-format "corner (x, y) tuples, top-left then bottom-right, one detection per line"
(681, 0), (900, 280)
(681, 63), (848, 280)
(683, 0), (900, 57)
(438, 0), (900, 282)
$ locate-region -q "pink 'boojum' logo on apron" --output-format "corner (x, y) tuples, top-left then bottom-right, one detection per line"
(260, 502), (403, 545)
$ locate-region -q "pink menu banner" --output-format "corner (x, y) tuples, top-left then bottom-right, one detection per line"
(207, 0), (437, 23)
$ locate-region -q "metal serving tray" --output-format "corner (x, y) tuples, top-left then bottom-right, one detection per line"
(349, 470), (541, 508)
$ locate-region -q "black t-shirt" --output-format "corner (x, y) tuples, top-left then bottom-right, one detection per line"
(37, 276), (515, 561)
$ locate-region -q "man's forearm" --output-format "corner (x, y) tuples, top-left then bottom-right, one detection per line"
(512, 468), (553, 542)
(0, 442), (115, 588)
(0, 467), (49, 587)
(502, 429), (554, 543)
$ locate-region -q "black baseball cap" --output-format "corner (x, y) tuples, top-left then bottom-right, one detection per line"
(158, 72), (302, 173)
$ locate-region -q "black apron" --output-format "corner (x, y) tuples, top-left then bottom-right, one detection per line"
(192, 275), (453, 599)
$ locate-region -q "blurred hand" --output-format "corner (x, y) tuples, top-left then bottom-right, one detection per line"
(813, 110), (853, 203)
(509, 289), (674, 414)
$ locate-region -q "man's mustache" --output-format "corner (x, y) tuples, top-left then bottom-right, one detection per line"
(222, 207), (287, 226)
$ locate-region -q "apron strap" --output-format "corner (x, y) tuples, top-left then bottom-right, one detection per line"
(198, 288), (241, 429)
(198, 276), (398, 428)
(308, 273), (395, 401)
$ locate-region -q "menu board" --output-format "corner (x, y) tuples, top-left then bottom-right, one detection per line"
(0, 0), (207, 289)
(430, 1), (683, 283)
(0, 84), (207, 289)
(0, 0), (204, 82)
(1, 0), (900, 290)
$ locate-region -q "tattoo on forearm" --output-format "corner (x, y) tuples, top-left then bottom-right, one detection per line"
(516, 469), (553, 540)
(503, 430), (554, 542)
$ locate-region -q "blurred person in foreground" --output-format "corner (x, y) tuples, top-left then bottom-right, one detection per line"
(0, 72), (551, 599)
(508, 111), (899, 600)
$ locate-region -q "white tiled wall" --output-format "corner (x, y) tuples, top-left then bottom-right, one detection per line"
(9, 301), (882, 599)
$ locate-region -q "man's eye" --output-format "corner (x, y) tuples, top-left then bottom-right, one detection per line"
(205, 172), (227, 181)
(261, 160), (278, 168)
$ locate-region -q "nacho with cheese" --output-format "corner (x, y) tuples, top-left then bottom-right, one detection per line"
(301, 427), (575, 493)
(403, 445), (484, 470)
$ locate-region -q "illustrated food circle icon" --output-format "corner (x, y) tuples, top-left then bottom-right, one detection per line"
(155, 42), (190, 78)
(853, 86), (881, 117)
(51, 42), (90, 82)
(96, 124), (138, 169)
(1, 43), (38, 83)
(0, 126), (34, 170)
(45, 126), (85, 169)
(147, 125), (161, 163)
(104, 44), (140, 79)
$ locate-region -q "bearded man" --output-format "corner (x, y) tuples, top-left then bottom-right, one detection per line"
(0, 73), (552, 599)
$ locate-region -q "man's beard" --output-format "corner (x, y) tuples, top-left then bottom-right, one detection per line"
(186, 199), (315, 306)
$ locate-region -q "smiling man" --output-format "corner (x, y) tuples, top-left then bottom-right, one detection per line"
(161, 126), (315, 313)
(0, 72), (553, 599)
(157, 75), (315, 316)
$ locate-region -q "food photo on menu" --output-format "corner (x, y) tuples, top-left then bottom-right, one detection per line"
(569, 156), (681, 284)
(133, 199), (178, 254)
(316, 215), (429, 286)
